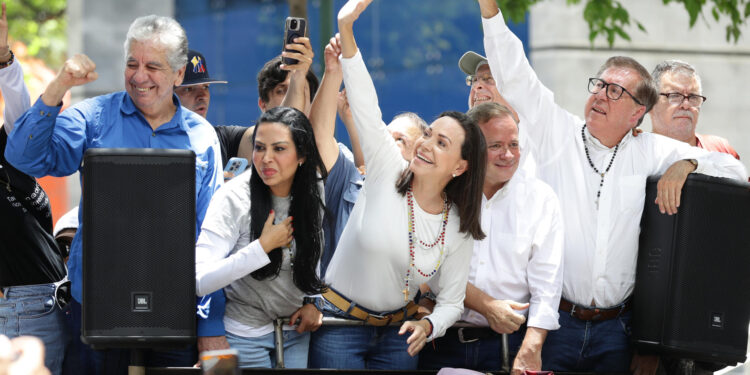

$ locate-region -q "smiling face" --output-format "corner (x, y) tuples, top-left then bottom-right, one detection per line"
(387, 116), (423, 161)
(252, 122), (303, 197)
(468, 64), (519, 123)
(584, 67), (646, 147)
(124, 40), (185, 117)
(175, 83), (210, 118)
(650, 71), (702, 145)
(479, 115), (520, 198)
(410, 116), (468, 184)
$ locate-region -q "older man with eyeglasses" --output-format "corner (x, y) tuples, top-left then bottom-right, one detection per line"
(474, 0), (747, 374)
(650, 60), (739, 160)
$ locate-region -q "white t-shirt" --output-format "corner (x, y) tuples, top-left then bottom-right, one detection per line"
(326, 50), (474, 341)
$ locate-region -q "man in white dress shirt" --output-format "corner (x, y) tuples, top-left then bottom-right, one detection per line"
(475, 0), (748, 373)
(419, 102), (564, 374)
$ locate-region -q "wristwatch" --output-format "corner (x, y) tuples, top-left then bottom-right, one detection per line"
(685, 158), (698, 170)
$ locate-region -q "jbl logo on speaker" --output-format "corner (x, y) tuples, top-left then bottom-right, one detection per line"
(711, 312), (724, 329)
(132, 292), (152, 312)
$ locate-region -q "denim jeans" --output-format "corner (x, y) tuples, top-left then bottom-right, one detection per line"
(307, 298), (418, 370)
(63, 299), (196, 375)
(225, 330), (309, 368)
(541, 308), (633, 373)
(0, 283), (69, 375)
(418, 326), (525, 371)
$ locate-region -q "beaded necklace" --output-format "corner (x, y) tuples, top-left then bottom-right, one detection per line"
(402, 185), (449, 302)
(581, 124), (620, 209)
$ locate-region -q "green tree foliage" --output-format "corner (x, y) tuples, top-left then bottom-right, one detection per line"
(6, 0), (66, 68)
(496, 0), (749, 46)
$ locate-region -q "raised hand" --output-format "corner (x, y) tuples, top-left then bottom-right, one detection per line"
(57, 54), (99, 88)
(337, 0), (373, 27)
(280, 36), (314, 74)
(323, 34), (342, 74)
(258, 210), (294, 253)
(337, 0), (373, 58)
(42, 54), (98, 106)
(0, 3), (9, 60)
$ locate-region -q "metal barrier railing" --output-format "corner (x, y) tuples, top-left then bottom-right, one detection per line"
(273, 317), (510, 372)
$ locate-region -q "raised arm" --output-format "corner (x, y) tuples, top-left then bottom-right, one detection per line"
(0, 3), (30, 134)
(308, 34), (344, 172)
(479, 0), (579, 156)
(337, 0), (371, 59)
(280, 37), (314, 114)
(4, 55), (99, 178)
(337, 0), (405, 182)
(337, 88), (365, 169)
(42, 54), (98, 107)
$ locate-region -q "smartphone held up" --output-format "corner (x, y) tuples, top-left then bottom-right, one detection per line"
(282, 17), (308, 66)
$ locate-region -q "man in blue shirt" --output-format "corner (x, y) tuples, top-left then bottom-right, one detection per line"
(5, 15), (224, 371)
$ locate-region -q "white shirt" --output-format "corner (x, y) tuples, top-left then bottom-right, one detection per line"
(327, 50), (474, 340)
(482, 12), (748, 308)
(0, 60), (30, 135)
(463, 169), (564, 330)
(195, 171), (319, 336)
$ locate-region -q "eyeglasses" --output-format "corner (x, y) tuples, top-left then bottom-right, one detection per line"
(466, 74), (496, 87)
(660, 92), (706, 107)
(588, 78), (643, 106)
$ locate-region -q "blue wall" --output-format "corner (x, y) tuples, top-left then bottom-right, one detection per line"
(176, 0), (529, 147)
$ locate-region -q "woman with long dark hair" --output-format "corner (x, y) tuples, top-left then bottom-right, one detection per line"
(307, 0), (487, 370)
(194, 106), (327, 368)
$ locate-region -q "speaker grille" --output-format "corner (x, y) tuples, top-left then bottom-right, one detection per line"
(634, 174), (750, 365)
(82, 149), (196, 345)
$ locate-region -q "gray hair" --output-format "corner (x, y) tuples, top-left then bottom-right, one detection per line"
(123, 15), (188, 72)
(652, 59), (702, 94)
(391, 112), (428, 133)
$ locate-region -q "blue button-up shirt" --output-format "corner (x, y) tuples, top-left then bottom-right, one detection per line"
(5, 92), (226, 334)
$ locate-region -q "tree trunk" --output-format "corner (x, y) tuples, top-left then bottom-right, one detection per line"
(288, 0), (307, 19)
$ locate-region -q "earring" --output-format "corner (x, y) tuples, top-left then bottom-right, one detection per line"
(452, 173), (457, 178)
(298, 162), (303, 167)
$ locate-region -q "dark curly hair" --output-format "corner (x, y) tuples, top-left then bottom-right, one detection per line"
(248, 106), (327, 295)
(257, 56), (320, 105)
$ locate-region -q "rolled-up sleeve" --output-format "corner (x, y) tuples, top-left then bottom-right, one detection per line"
(5, 97), (89, 177)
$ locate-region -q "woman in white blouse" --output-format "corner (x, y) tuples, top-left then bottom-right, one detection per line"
(194, 107), (327, 368)
(308, 0), (488, 370)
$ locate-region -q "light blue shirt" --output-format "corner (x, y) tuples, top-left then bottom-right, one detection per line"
(5, 92), (223, 307)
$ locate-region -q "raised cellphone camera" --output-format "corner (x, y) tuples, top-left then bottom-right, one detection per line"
(282, 17), (307, 66)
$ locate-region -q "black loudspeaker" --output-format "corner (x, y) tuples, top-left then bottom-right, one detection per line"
(634, 173), (750, 365)
(82, 148), (196, 348)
